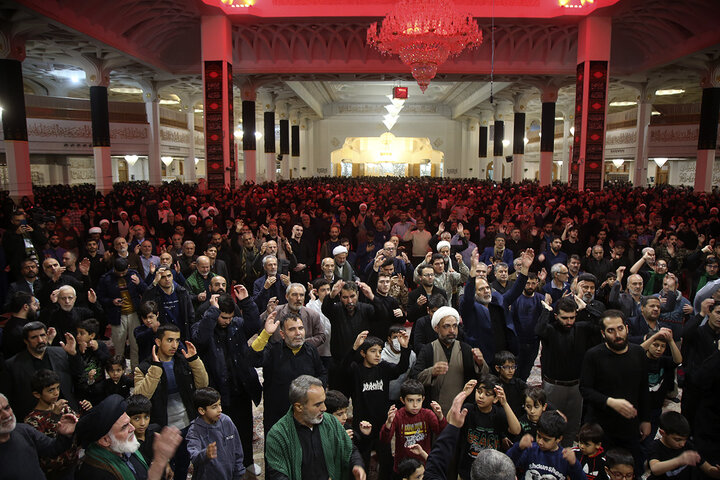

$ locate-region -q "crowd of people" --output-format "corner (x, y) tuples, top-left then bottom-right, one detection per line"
(0, 177), (719, 480)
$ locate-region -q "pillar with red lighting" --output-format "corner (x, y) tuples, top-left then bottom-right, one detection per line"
(201, 15), (235, 189)
(570, 16), (611, 191)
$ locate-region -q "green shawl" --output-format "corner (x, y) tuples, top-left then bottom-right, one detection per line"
(643, 272), (665, 295)
(83, 443), (148, 480)
(265, 408), (352, 480)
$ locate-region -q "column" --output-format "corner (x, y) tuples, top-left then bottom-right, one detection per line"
(561, 109), (572, 182)
(143, 87), (163, 186)
(540, 88), (558, 186)
(263, 102), (276, 182)
(695, 83), (720, 192)
(279, 117), (290, 167)
(291, 123), (300, 180)
(512, 111), (526, 183)
(0, 32), (32, 200)
(493, 119), (504, 182)
(633, 85), (653, 187)
(299, 117), (311, 177)
(241, 88), (257, 184)
(570, 16), (611, 191)
(185, 107), (197, 184)
(202, 15), (235, 189)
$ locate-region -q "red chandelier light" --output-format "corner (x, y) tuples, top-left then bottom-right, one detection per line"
(367, 0), (482, 93)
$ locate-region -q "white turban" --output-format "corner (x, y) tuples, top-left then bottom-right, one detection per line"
(436, 241), (451, 252)
(332, 246), (348, 256)
(431, 306), (461, 329)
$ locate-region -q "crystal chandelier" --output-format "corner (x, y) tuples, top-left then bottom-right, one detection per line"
(367, 0), (482, 92)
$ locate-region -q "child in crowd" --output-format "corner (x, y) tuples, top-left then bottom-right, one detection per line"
(126, 394), (164, 470)
(494, 350), (527, 418)
(457, 374), (522, 480)
(604, 449), (636, 480)
(397, 457), (425, 480)
(134, 300), (162, 362)
(507, 410), (586, 480)
(518, 386), (548, 438)
(379, 379), (446, 474)
(647, 412), (720, 480)
(186, 387), (245, 480)
(24, 369), (81, 480)
(575, 423), (607, 480)
(325, 388), (373, 457)
(641, 327), (682, 455)
(382, 325), (417, 404)
(345, 330), (411, 479)
(98, 354), (133, 398)
(74, 318), (110, 405)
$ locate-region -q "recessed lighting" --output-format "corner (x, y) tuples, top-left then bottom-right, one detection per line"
(159, 99), (179, 105)
(652, 111), (661, 116)
(655, 89), (684, 96)
(110, 87), (143, 94)
(502, 139), (510, 147)
(609, 101), (637, 107)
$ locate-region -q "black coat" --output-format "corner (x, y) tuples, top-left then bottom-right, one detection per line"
(142, 284), (195, 340)
(191, 299), (263, 405)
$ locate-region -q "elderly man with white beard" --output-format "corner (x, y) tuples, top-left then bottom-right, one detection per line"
(0, 393), (78, 479)
(75, 394), (182, 480)
(45, 284), (102, 346)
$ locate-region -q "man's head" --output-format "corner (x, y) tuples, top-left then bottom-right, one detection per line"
(23, 321), (48, 357)
(523, 273), (539, 297)
(280, 313), (306, 349)
(469, 448), (516, 480)
(209, 276), (227, 294)
(333, 246), (348, 266)
(494, 235), (506, 250)
(265, 240), (278, 256)
(182, 240), (196, 257)
(377, 272), (392, 295)
(263, 255), (278, 276)
(19, 259), (39, 281)
(321, 258), (335, 278)
(155, 324), (182, 359)
(77, 395), (139, 453)
(196, 256), (211, 277)
(658, 411), (691, 450)
(312, 278), (331, 301)
(550, 236), (562, 253)
(139, 240), (153, 258)
(57, 285), (77, 312)
(61, 251), (76, 268)
(474, 278), (492, 305)
(289, 375), (326, 427)
(626, 274), (644, 296)
(575, 273), (597, 303)
(7, 291), (39, 320)
(601, 310), (629, 352)
(340, 282), (359, 313)
(495, 263), (509, 283)
(157, 267), (174, 290)
(568, 255), (581, 276)
(419, 265), (435, 287)
(0, 394), (17, 436)
(286, 283), (306, 312)
(551, 263), (569, 284)
(42, 258), (62, 279)
(554, 297), (578, 329)
(705, 256), (719, 277)
(113, 237), (128, 255)
(214, 294), (236, 328)
(329, 225), (340, 240)
(431, 306), (460, 346)
(431, 254), (445, 275)
(291, 224), (303, 240)
(592, 246), (604, 261)
(475, 262), (489, 280)
(383, 241), (397, 259)
(641, 296), (661, 322)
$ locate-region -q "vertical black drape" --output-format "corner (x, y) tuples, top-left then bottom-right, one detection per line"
(242, 100), (256, 151)
(264, 112), (275, 153)
(90, 86), (111, 147)
(0, 59), (28, 141)
(493, 121), (504, 157)
(478, 126), (487, 158)
(279, 119), (290, 155)
(513, 112), (525, 155)
(541, 102), (556, 153)
(698, 87), (720, 150)
(291, 125), (300, 157)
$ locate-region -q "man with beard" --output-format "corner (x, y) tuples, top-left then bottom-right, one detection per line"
(408, 265), (449, 324)
(573, 273), (607, 326)
(580, 310), (650, 470)
(262, 283), (327, 350)
(45, 284), (103, 346)
(366, 272), (405, 339)
(145, 251), (186, 286)
(583, 246), (614, 284)
(317, 257), (338, 285)
(0, 393), (78, 479)
(177, 240), (198, 280)
(628, 296), (665, 344)
(535, 297), (598, 447)
(409, 306), (488, 414)
(7, 258), (42, 299)
(75, 394), (182, 480)
(333, 246), (359, 282)
(105, 236), (143, 277)
(1, 292), (41, 360)
(191, 291), (263, 476)
(253, 255), (291, 313)
(265, 375), (365, 480)
(289, 223), (314, 284)
(194, 276), (242, 323)
(1, 322), (83, 420)
(508, 272), (547, 381)
(251, 311), (327, 436)
(82, 237), (109, 286)
(538, 236), (568, 273)
(36, 257), (85, 310)
(609, 268), (644, 320)
(184, 255), (216, 310)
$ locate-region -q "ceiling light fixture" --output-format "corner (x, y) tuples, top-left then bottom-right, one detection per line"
(367, 0), (482, 92)
(654, 157), (668, 168)
(194, 157), (200, 165)
(655, 89), (685, 96)
(385, 104), (403, 116)
(110, 87), (143, 94)
(502, 139), (510, 147)
(609, 101), (637, 107)
(124, 155), (139, 166)
(161, 156), (173, 166)
(612, 159), (625, 168)
(523, 137), (529, 145)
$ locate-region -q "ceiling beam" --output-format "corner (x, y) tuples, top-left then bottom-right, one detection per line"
(285, 81), (325, 119)
(451, 82), (512, 119)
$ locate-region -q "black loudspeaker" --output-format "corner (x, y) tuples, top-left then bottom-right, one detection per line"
(505, 155), (513, 163)
(276, 154), (283, 161)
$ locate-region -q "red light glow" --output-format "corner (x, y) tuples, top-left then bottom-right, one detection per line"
(558, 0), (594, 7)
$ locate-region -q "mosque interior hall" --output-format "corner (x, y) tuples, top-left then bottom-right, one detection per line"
(0, 0), (719, 196)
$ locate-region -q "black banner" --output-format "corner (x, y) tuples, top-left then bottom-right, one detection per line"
(541, 102), (555, 153)
(493, 121), (504, 157)
(0, 59), (28, 141)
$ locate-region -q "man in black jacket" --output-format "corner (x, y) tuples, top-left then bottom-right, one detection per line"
(2, 210), (47, 279)
(407, 265), (449, 324)
(251, 310), (327, 435)
(191, 289), (263, 475)
(1, 291), (40, 360)
(142, 267), (195, 340)
(1, 321), (83, 420)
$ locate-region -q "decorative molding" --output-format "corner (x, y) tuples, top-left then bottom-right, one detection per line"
(605, 128), (637, 146)
(160, 126), (191, 145)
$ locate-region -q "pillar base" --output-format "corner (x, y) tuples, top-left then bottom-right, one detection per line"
(93, 146), (113, 193)
(5, 140), (33, 201)
(512, 154), (524, 183)
(266, 152), (276, 182)
(244, 150), (257, 184)
(695, 150), (715, 192)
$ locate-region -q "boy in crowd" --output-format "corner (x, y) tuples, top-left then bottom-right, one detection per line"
(457, 374), (522, 480)
(379, 379), (447, 474)
(604, 449), (636, 480)
(575, 423), (607, 480)
(74, 318), (110, 405)
(186, 387), (245, 480)
(518, 386), (548, 439)
(25, 369), (82, 480)
(325, 389), (373, 451)
(507, 410), (587, 480)
(647, 412), (720, 480)
(98, 354), (133, 398)
(345, 329), (411, 478)
(382, 325), (417, 404)
(641, 327), (681, 455)
(126, 394), (163, 468)
(398, 458), (425, 480)
(134, 300), (162, 362)
(494, 350), (527, 418)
